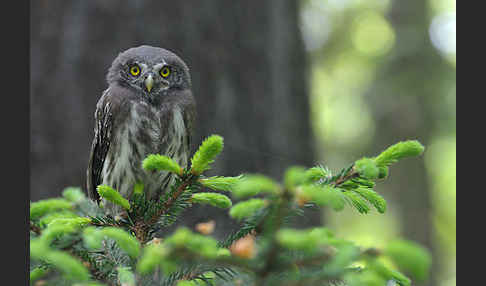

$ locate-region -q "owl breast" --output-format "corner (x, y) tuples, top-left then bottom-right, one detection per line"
(101, 101), (189, 215)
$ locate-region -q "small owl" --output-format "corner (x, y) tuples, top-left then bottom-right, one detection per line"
(87, 45), (196, 215)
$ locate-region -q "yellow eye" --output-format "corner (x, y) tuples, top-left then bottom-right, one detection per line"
(129, 65), (140, 76)
(160, 66), (170, 78)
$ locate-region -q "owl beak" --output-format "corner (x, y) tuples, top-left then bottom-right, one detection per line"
(145, 74), (154, 92)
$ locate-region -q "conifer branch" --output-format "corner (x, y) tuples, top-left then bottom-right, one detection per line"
(29, 137), (428, 285)
(149, 175), (196, 225)
(256, 189), (292, 285)
(331, 166), (359, 187)
(130, 173), (198, 243)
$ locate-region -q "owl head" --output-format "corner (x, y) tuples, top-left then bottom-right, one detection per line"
(107, 45), (191, 98)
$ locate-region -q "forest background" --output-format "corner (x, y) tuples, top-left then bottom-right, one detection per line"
(30, 1), (456, 285)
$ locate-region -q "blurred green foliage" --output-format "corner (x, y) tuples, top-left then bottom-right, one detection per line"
(299, 0), (455, 285)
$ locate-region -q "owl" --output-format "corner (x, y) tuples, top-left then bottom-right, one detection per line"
(87, 45), (196, 216)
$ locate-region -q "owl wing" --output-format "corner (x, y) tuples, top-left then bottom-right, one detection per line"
(86, 88), (119, 203)
(181, 90), (197, 152)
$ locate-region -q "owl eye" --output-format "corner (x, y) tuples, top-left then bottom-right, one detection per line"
(160, 66), (171, 78)
(129, 65), (141, 76)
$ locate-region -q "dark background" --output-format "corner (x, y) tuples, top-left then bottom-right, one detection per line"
(30, 1), (456, 285)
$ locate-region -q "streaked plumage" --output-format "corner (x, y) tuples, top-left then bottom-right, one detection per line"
(87, 45), (196, 215)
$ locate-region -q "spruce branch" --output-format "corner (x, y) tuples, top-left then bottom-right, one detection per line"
(97, 185), (131, 210)
(374, 140), (425, 167)
(190, 135), (224, 175)
(304, 165), (329, 183)
(62, 187), (87, 203)
(148, 174), (197, 225)
(143, 154), (183, 176)
(30, 198), (74, 221)
(229, 199), (267, 220)
(30, 266), (50, 283)
(191, 193), (233, 209)
(117, 266), (136, 286)
(232, 174), (280, 199)
(329, 165), (360, 188)
(28, 135), (429, 285)
(89, 215), (121, 228)
(218, 207), (269, 248)
(198, 175), (243, 192)
(255, 189), (293, 285)
(384, 239), (432, 282)
(129, 171), (199, 243)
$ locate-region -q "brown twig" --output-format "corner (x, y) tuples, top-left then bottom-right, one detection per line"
(332, 167), (359, 187)
(132, 220), (149, 243)
(147, 178), (194, 225)
(131, 175), (197, 243)
(90, 221), (119, 228)
(30, 222), (42, 235)
(293, 252), (333, 268)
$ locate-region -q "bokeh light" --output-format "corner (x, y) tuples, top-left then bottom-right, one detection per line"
(311, 62), (375, 150)
(300, 7), (331, 51)
(429, 12), (456, 63)
(351, 11), (395, 57)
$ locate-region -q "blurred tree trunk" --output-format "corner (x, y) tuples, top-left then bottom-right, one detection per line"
(30, 1), (317, 236)
(365, 1), (454, 285)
